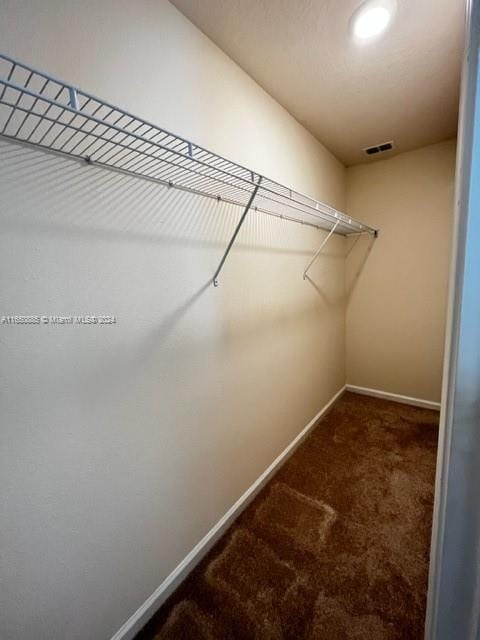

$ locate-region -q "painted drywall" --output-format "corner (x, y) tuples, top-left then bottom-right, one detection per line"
(345, 139), (456, 403)
(171, 0), (464, 165)
(0, 2), (346, 639)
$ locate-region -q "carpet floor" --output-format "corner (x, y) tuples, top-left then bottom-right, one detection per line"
(136, 391), (439, 640)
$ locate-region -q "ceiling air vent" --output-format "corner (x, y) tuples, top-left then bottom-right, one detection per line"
(363, 141), (394, 156)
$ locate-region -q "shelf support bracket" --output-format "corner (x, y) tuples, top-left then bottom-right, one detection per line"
(303, 220), (339, 280)
(68, 86), (79, 111)
(213, 180), (261, 287)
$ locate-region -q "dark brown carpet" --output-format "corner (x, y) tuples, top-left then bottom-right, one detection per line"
(136, 391), (439, 640)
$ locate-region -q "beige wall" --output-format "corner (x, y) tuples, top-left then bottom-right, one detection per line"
(0, 2), (346, 640)
(345, 139), (456, 403)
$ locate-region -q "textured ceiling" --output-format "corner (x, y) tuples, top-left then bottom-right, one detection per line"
(170, 0), (465, 165)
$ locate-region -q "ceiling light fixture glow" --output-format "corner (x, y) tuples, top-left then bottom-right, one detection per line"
(352, 2), (394, 40)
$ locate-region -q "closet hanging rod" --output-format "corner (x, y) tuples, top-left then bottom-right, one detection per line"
(0, 53), (378, 240)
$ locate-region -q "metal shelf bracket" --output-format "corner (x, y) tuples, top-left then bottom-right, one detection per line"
(213, 180), (261, 287)
(303, 220), (339, 280)
(68, 87), (79, 111)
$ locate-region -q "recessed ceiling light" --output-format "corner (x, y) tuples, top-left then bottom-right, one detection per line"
(351, 1), (396, 41)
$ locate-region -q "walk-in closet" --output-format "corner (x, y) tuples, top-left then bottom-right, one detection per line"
(1, 1), (478, 639)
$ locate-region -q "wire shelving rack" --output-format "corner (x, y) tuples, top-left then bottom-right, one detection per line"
(0, 53), (377, 284)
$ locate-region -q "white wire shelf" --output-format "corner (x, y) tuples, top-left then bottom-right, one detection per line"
(0, 53), (377, 239)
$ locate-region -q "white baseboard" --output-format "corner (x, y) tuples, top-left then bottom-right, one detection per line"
(345, 384), (441, 411)
(110, 385), (346, 640)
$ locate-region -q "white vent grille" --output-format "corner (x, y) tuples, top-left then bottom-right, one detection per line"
(363, 140), (395, 156)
